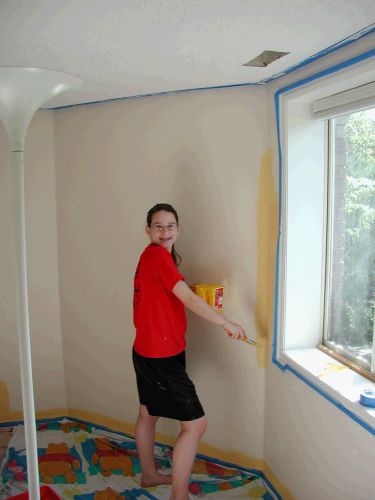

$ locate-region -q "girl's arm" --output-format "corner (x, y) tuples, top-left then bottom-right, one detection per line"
(172, 280), (246, 340)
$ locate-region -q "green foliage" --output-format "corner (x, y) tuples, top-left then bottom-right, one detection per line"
(345, 111), (375, 179)
(340, 110), (375, 355)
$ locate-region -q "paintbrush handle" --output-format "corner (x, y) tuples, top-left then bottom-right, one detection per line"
(241, 336), (258, 346)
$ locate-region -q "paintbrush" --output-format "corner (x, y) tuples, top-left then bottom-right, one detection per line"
(241, 336), (258, 346)
(225, 328), (258, 345)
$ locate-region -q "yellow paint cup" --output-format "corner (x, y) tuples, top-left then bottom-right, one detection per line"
(190, 284), (224, 312)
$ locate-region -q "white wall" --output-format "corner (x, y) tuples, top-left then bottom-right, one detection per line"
(54, 86), (269, 457)
(0, 111), (66, 413)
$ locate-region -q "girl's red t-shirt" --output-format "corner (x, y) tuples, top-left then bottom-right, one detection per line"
(133, 244), (186, 358)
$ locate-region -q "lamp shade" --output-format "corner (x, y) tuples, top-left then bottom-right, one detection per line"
(0, 67), (81, 150)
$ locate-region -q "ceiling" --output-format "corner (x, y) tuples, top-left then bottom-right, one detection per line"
(0, 1), (374, 108)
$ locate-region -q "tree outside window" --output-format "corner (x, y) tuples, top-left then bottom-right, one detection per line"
(325, 107), (375, 376)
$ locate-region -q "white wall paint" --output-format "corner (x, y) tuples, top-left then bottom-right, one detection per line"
(54, 87), (268, 456)
(0, 111), (67, 412)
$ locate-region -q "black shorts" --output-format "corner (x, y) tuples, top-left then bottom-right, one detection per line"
(132, 348), (205, 421)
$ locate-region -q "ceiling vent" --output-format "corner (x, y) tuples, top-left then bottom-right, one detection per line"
(243, 50), (289, 67)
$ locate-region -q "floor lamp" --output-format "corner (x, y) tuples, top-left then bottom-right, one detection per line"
(0, 67), (81, 499)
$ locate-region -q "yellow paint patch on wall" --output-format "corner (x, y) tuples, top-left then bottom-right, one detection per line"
(0, 380), (22, 421)
(0, 379), (68, 423)
(35, 409), (71, 419)
(67, 408), (136, 436)
(255, 149), (278, 368)
(196, 441), (264, 470)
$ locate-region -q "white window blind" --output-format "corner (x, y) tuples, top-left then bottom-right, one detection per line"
(312, 81), (375, 119)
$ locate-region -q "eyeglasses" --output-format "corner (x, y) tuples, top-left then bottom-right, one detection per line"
(150, 223), (178, 232)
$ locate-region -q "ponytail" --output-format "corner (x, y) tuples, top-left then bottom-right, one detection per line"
(171, 244), (182, 267)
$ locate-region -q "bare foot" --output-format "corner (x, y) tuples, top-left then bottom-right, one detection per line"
(141, 473), (173, 487)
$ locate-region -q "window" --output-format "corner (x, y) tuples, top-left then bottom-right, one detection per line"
(274, 53), (375, 433)
(322, 108), (375, 380)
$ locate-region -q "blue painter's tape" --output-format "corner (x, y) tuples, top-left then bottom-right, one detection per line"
(360, 388), (375, 408)
(50, 23), (375, 110)
(258, 22), (375, 85)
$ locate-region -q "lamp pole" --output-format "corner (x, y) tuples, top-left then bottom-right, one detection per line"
(0, 67), (81, 499)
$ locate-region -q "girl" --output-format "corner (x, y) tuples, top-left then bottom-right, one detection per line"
(132, 203), (246, 500)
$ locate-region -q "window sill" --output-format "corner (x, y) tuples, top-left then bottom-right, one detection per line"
(278, 348), (375, 433)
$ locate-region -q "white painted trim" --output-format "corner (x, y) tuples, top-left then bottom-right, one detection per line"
(312, 80), (375, 119)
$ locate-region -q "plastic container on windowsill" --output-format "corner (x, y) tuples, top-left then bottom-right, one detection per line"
(8, 485), (61, 499)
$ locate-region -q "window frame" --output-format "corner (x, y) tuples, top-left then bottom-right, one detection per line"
(322, 118), (335, 352)
(273, 49), (375, 436)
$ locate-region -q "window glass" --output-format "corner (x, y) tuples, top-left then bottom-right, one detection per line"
(324, 108), (375, 376)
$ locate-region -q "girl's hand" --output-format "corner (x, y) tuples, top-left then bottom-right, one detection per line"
(222, 319), (246, 341)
